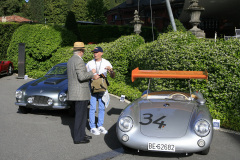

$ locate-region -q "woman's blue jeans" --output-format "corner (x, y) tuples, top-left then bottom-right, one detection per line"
(89, 92), (105, 129)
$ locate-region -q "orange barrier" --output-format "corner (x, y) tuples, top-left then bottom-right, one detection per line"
(131, 67), (208, 82)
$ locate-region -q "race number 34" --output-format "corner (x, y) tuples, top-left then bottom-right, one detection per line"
(140, 113), (166, 129)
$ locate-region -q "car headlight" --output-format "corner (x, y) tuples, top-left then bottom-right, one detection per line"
(27, 97), (34, 104)
(194, 119), (210, 137)
(16, 90), (23, 99)
(47, 98), (53, 105)
(59, 93), (67, 102)
(119, 116), (133, 132)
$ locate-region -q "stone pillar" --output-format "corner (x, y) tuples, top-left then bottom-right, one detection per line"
(130, 10), (144, 34)
(18, 43), (25, 79)
(187, 0), (205, 38)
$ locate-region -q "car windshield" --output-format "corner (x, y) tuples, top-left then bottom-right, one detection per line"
(143, 91), (192, 101)
(165, 93), (191, 101)
(46, 66), (67, 76)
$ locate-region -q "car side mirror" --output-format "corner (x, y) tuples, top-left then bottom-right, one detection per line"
(197, 98), (206, 105)
(193, 91), (206, 105)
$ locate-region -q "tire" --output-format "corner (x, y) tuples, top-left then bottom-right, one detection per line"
(18, 106), (32, 114)
(199, 147), (210, 155)
(7, 65), (13, 75)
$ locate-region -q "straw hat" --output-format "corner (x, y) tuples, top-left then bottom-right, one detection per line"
(73, 42), (85, 50)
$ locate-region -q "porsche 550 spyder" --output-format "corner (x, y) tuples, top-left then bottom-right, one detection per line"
(0, 60), (14, 76)
(116, 68), (213, 155)
(15, 63), (73, 114)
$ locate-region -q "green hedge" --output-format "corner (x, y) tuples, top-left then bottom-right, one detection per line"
(7, 24), (77, 75)
(5, 23), (240, 131)
(78, 25), (157, 43)
(76, 35), (144, 82)
(27, 46), (74, 79)
(0, 23), (23, 59)
(130, 31), (240, 131)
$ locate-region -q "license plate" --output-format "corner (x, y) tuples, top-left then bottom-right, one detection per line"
(148, 142), (175, 152)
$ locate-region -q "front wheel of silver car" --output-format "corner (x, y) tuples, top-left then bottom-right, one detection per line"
(18, 106), (31, 114)
(199, 147), (210, 155)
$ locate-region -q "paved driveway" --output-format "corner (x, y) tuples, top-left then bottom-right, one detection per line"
(0, 74), (239, 160)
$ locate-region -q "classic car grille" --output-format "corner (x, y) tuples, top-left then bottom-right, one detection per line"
(33, 96), (49, 105)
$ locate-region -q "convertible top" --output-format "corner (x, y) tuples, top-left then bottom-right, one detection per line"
(131, 67), (208, 82)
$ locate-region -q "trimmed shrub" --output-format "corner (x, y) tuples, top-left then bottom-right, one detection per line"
(164, 19), (187, 33)
(5, 25), (240, 132)
(107, 77), (142, 101)
(0, 23), (22, 59)
(78, 25), (157, 43)
(130, 31), (240, 131)
(65, 11), (80, 41)
(7, 24), (77, 72)
(83, 35), (145, 82)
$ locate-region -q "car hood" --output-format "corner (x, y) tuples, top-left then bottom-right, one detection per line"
(139, 99), (196, 138)
(24, 76), (68, 95)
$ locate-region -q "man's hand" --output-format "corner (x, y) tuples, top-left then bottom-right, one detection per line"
(92, 74), (100, 80)
(105, 66), (112, 72)
(105, 66), (115, 78)
(92, 69), (96, 74)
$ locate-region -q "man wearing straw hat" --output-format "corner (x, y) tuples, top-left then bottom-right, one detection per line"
(67, 42), (99, 144)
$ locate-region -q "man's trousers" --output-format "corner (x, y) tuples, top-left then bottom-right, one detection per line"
(74, 100), (89, 142)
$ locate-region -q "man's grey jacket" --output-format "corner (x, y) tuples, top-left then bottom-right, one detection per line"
(67, 54), (93, 101)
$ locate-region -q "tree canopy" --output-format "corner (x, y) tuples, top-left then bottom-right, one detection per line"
(0, 0), (25, 16)
(44, 0), (69, 24)
(87, 0), (107, 23)
(0, 0), (125, 24)
(71, 0), (89, 22)
(29, 0), (44, 23)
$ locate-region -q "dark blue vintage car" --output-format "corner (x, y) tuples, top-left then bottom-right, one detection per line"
(15, 63), (73, 114)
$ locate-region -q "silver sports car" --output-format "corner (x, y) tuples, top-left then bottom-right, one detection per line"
(116, 68), (213, 155)
(15, 63), (72, 114)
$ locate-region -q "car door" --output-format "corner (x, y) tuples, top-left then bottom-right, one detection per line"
(0, 61), (8, 73)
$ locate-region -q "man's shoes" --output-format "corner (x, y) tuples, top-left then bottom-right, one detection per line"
(90, 128), (100, 135)
(98, 126), (108, 134)
(85, 135), (92, 140)
(74, 138), (90, 144)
